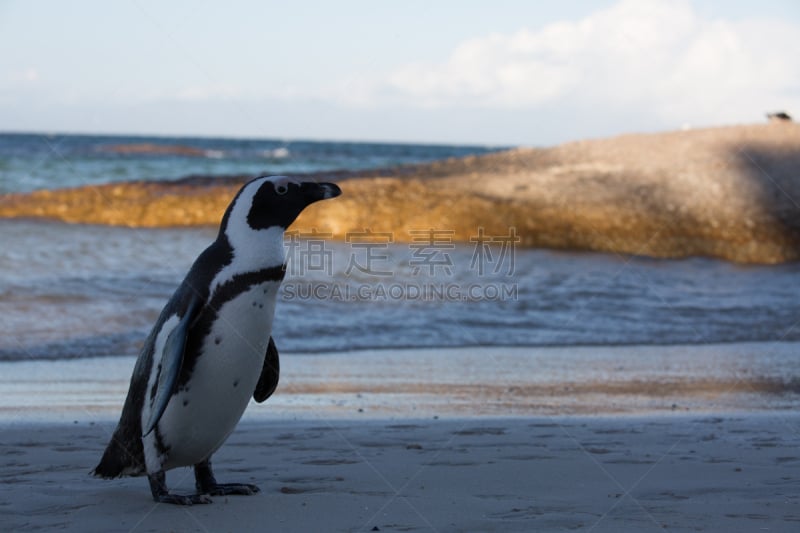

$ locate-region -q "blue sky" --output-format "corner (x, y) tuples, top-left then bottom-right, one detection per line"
(1, 0), (799, 145)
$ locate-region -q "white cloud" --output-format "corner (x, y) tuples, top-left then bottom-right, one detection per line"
(330, 0), (800, 126)
(7, 67), (40, 84)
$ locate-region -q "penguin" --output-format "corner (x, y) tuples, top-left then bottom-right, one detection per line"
(93, 175), (341, 505)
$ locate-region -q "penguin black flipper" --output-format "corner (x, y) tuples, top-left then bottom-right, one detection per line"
(253, 336), (279, 403)
(144, 292), (202, 436)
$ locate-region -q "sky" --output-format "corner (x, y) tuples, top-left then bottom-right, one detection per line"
(1, 0), (799, 146)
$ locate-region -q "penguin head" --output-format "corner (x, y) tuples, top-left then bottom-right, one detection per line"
(220, 175), (341, 239)
(246, 175), (341, 230)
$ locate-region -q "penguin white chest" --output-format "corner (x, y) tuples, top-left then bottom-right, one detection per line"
(157, 280), (279, 469)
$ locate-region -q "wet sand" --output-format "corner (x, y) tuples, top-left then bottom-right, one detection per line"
(3, 344), (800, 423)
(3, 415), (800, 532)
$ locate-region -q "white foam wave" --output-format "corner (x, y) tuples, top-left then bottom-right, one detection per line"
(262, 147), (290, 159)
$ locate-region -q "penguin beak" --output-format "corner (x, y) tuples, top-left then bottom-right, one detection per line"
(303, 182), (342, 203)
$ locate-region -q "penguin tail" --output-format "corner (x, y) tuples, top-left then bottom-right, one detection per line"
(93, 432), (144, 479)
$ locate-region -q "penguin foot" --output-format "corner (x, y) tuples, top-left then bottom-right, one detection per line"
(200, 482), (261, 496)
(154, 492), (213, 505)
(148, 471), (213, 505)
(194, 458), (260, 496)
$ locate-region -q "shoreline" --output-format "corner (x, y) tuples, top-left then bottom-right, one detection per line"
(2, 343), (799, 425)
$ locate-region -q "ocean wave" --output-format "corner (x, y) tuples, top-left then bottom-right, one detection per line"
(262, 147), (290, 159)
(0, 332), (144, 361)
(203, 149), (225, 159)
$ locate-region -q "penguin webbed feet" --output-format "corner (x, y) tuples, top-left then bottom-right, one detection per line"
(148, 471), (212, 505)
(146, 460), (260, 504)
(194, 458), (261, 496)
(200, 482), (261, 496)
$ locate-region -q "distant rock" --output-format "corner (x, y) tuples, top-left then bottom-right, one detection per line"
(329, 121), (800, 263)
(2, 122), (800, 264)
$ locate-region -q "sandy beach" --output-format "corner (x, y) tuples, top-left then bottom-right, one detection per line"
(3, 415), (800, 532)
(2, 344), (800, 531)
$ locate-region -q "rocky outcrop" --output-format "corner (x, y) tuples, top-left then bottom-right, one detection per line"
(2, 122), (799, 263)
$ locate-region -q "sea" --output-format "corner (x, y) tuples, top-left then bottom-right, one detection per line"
(2, 132), (800, 363)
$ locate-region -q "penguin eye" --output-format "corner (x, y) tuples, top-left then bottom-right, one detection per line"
(275, 184), (289, 195)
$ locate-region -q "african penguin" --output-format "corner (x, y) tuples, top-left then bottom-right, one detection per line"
(94, 175), (341, 505)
